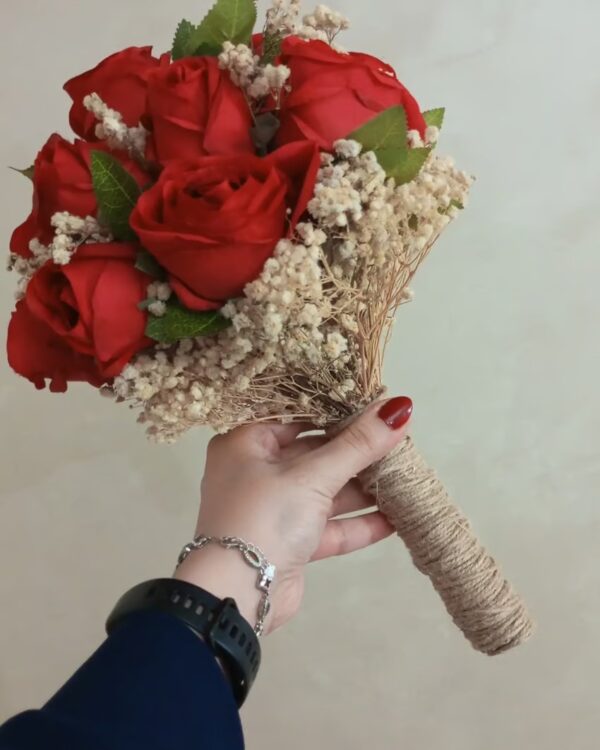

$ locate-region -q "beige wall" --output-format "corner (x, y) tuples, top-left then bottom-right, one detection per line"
(1, 1), (599, 748)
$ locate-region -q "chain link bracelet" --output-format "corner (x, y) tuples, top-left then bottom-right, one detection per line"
(176, 534), (276, 636)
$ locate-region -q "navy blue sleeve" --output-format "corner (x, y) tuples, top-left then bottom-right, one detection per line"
(0, 611), (244, 750)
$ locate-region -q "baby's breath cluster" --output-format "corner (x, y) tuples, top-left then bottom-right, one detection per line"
(145, 281), (172, 317)
(218, 42), (291, 102)
(408, 126), (440, 149)
(8, 213), (111, 300)
(113, 144), (472, 442)
(83, 93), (147, 158)
(301, 4), (350, 43)
(265, 1), (349, 49)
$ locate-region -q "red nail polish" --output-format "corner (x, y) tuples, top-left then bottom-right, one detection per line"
(377, 396), (413, 430)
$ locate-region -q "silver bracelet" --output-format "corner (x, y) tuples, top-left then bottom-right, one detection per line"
(176, 534), (276, 636)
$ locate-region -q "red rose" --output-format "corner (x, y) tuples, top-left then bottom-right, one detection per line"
(7, 242), (151, 391)
(64, 46), (170, 141)
(130, 141), (320, 310)
(276, 37), (427, 150)
(144, 57), (255, 163)
(10, 134), (148, 258)
(7, 302), (105, 393)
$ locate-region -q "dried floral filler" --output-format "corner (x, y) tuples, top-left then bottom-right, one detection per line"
(6, 1), (533, 654)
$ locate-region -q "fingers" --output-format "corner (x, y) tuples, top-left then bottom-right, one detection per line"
(217, 421), (317, 459)
(299, 396), (413, 496)
(330, 478), (375, 517)
(285, 445), (379, 516)
(311, 510), (395, 561)
(281, 434), (327, 461)
(264, 421), (318, 448)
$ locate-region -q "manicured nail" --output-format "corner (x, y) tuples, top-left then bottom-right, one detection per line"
(377, 396), (413, 430)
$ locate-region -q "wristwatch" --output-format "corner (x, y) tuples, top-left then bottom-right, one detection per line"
(106, 578), (261, 707)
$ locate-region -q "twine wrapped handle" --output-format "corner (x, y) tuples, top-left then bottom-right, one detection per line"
(359, 436), (534, 654)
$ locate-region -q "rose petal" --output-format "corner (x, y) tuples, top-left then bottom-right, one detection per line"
(268, 140), (321, 226)
(91, 260), (151, 375)
(27, 262), (96, 355)
(9, 212), (38, 258)
(7, 300), (104, 392)
(170, 277), (223, 311)
(165, 236), (284, 300)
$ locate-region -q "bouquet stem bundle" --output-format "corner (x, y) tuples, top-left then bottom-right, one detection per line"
(322, 193), (535, 654)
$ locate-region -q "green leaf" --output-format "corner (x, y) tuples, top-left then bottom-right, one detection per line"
(348, 106), (408, 152)
(423, 108), (445, 129)
(90, 151), (141, 240)
(146, 302), (231, 343)
(135, 250), (165, 279)
(261, 30), (283, 64)
(193, 41), (222, 56)
(349, 107), (432, 185)
(381, 146), (432, 185)
(186, 0), (257, 56)
(172, 19), (196, 60)
(137, 298), (155, 311)
(10, 165), (35, 181)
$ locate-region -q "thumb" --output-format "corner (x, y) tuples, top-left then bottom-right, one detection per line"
(303, 396), (413, 496)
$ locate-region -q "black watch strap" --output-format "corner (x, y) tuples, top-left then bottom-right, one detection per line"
(106, 578), (261, 707)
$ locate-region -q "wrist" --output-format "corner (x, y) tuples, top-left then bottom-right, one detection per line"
(174, 544), (263, 630)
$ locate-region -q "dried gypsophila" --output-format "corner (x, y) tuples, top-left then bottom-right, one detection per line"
(265, 0), (302, 37)
(301, 4), (350, 44)
(83, 93), (147, 159)
(112, 143), (472, 442)
(263, 1), (350, 52)
(408, 127), (440, 148)
(218, 42), (291, 103)
(145, 281), (172, 317)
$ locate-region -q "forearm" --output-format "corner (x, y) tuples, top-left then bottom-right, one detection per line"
(0, 611), (244, 750)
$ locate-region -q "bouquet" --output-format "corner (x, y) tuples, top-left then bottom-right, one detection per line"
(6, 0), (533, 654)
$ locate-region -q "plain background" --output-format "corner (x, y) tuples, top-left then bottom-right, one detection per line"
(1, 0), (599, 747)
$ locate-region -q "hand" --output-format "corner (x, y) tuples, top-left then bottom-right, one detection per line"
(174, 396), (413, 634)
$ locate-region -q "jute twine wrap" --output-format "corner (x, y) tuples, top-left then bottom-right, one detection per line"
(361, 437), (534, 654)
(336, 398), (534, 655)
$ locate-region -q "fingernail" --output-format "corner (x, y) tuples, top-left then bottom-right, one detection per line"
(377, 396), (413, 430)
